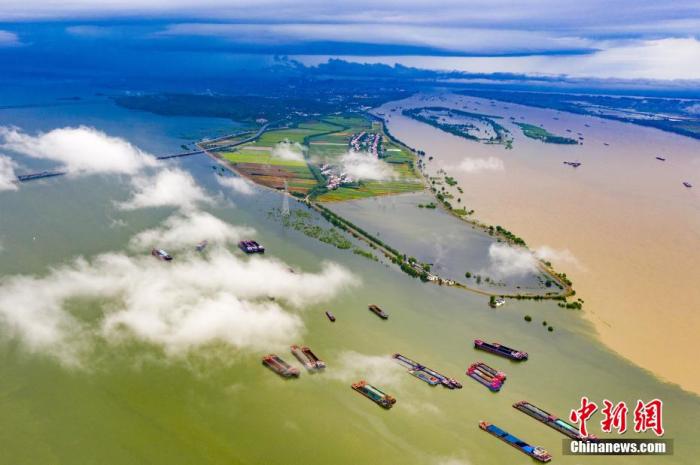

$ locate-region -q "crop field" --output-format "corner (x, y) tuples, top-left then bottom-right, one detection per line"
(381, 143), (414, 164)
(307, 142), (347, 160)
(199, 131), (255, 150)
(253, 121), (344, 146)
(220, 144), (317, 194)
(255, 129), (318, 145)
(228, 160), (317, 194)
(316, 179), (424, 201)
(221, 149), (307, 166)
(215, 113), (423, 199)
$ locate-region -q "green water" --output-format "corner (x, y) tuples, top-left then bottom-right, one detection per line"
(0, 98), (698, 465)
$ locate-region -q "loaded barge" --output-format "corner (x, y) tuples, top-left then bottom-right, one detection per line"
(467, 362), (505, 392)
(291, 345), (326, 371)
(514, 400), (597, 441)
(474, 339), (528, 361)
(368, 304), (389, 320)
(16, 170), (67, 182)
(409, 370), (440, 385)
(479, 421), (552, 463)
(238, 240), (265, 254)
(393, 353), (462, 389)
(151, 248), (173, 261)
(351, 380), (396, 409)
(262, 354), (300, 378)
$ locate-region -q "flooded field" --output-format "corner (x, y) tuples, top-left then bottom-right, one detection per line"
(329, 192), (554, 293)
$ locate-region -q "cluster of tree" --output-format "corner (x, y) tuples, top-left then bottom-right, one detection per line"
(488, 225), (527, 246)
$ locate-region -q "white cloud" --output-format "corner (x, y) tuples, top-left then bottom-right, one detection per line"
(340, 151), (397, 181)
(488, 243), (582, 278)
(161, 22), (593, 55)
(216, 175), (255, 195)
(0, 215), (357, 366)
(566, 37), (700, 80)
(534, 245), (584, 270)
(452, 157), (504, 174)
(271, 140), (305, 162)
(315, 37), (700, 80)
(65, 25), (112, 37)
(487, 243), (538, 278)
(129, 211), (253, 251)
(329, 351), (406, 389)
(435, 459), (472, 465)
(0, 155), (18, 191)
(4, 2), (700, 79)
(118, 169), (213, 211)
(0, 126), (157, 175)
(0, 30), (19, 47)
(0, 126), (219, 210)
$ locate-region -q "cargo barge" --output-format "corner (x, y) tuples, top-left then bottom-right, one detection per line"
(290, 345), (326, 371)
(392, 354), (462, 389)
(151, 248), (173, 261)
(563, 161), (581, 168)
(238, 240), (265, 254)
(474, 339), (528, 361)
(16, 170), (67, 182)
(409, 370), (439, 385)
(351, 380), (396, 409)
(467, 362), (505, 392)
(262, 354), (300, 378)
(368, 304), (389, 320)
(479, 421), (552, 462)
(514, 401), (597, 441)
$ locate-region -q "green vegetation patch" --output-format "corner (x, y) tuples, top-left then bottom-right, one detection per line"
(403, 106), (512, 147)
(270, 208), (353, 250)
(221, 149), (307, 167)
(317, 179), (423, 202)
(256, 128), (319, 145)
(515, 123), (578, 144)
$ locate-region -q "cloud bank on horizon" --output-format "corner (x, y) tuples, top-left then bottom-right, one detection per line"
(2, 0), (700, 80)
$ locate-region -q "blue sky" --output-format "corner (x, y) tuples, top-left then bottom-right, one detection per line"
(1, 1), (700, 80)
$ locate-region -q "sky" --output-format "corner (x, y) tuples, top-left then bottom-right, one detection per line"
(0, 1), (700, 80)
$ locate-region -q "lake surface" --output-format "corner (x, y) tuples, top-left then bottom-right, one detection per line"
(0, 90), (698, 465)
